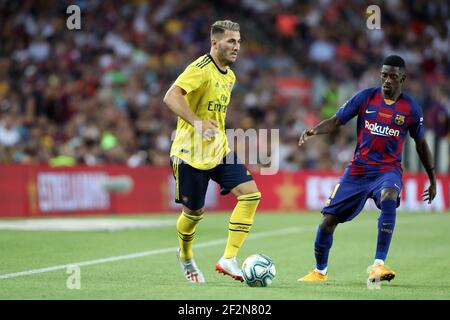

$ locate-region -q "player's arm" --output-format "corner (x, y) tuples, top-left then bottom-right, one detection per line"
(299, 89), (371, 147)
(298, 115), (342, 146)
(163, 85), (218, 141)
(163, 85), (202, 126)
(414, 137), (437, 203)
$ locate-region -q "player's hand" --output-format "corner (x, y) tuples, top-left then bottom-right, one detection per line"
(201, 119), (219, 141)
(299, 129), (315, 147)
(422, 183), (436, 204)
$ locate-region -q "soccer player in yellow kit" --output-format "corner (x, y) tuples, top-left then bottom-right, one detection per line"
(163, 20), (261, 283)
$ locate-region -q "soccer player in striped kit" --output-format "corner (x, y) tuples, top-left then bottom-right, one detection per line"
(298, 55), (436, 283)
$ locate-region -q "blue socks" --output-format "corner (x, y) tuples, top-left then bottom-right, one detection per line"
(375, 199), (397, 261)
(314, 227), (333, 271)
(313, 199), (396, 272)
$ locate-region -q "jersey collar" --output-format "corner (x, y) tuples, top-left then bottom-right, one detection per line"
(207, 53), (228, 75)
(379, 87), (403, 105)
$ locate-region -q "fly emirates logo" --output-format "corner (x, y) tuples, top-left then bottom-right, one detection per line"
(364, 121), (400, 137)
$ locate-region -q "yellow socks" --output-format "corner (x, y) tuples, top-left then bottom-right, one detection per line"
(177, 210), (203, 260)
(224, 192), (261, 259)
(177, 191), (261, 261)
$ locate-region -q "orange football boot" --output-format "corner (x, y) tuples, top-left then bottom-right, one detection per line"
(298, 270), (328, 282)
(368, 263), (396, 282)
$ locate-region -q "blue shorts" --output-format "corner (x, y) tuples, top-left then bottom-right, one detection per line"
(170, 152), (254, 210)
(321, 167), (402, 222)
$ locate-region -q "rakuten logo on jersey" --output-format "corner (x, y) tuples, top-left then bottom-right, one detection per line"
(364, 121), (400, 137)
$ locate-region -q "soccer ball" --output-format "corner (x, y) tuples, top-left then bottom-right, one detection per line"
(242, 254), (276, 287)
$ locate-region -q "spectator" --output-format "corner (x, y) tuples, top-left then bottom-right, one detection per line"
(0, 0), (448, 173)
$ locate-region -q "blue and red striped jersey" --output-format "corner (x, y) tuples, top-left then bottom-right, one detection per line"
(335, 87), (425, 175)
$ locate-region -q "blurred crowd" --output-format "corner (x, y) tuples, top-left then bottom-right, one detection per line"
(0, 0), (449, 172)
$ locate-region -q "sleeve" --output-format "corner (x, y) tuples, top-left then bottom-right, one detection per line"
(335, 89), (371, 124)
(409, 102), (425, 140)
(173, 64), (205, 94)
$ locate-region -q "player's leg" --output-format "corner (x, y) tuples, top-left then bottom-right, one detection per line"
(171, 157), (209, 283)
(299, 214), (340, 282)
(368, 176), (400, 282)
(216, 180), (260, 281)
(226, 181), (260, 256)
(299, 173), (369, 282)
(177, 206), (204, 261)
(211, 152), (259, 281)
(176, 205), (206, 283)
(313, 214), (340, 276)
(375, 187), (398, 265)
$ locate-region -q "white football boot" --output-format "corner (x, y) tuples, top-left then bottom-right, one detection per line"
(215, 256), (244, 282)
(176, 249), (205, 283)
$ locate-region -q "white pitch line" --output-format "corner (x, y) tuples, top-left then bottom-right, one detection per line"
(0, 216), (421, 281)
(0, 226), (310, 280)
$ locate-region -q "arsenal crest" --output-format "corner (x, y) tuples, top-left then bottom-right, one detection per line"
(394, 114), (405, 125)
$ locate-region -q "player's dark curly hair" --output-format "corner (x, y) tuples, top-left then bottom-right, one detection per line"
(382, 55), (406, 69)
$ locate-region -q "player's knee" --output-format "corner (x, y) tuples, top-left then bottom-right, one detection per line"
(320, 214), (339, 234)
(321, 224), (337, 234)
(237, 191), (262, 202)
(245, 189), (261, 198)
(380, 188), (398, 202)
(232, 181), (259, 197)
(183, 207), (204, 216)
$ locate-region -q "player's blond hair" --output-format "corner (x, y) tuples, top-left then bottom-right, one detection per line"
(210, 20), (240, 39)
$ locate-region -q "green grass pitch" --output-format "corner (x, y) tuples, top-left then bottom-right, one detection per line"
(0, 211), (449, 300)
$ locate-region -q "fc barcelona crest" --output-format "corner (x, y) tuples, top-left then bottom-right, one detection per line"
(394, 114), (405, 125)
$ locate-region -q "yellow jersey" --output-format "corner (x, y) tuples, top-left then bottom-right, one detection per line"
(170, 54), (236, 170)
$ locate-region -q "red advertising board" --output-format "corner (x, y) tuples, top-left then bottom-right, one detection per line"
(0, 164), (448, 217)
(275, 77), (311, 105)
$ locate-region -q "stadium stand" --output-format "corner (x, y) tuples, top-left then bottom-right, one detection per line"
(0, 0), (448, 172)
